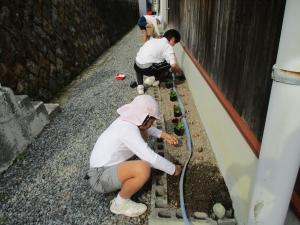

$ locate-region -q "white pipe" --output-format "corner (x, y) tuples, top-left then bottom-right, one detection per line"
(247, 0), (300, 224)
(276, 0), (300, 72)
(159, 0), (168, 26)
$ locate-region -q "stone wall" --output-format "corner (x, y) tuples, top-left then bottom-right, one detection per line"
(0, 0), (139, 101)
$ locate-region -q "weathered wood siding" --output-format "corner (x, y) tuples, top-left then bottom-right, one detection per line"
(168, 0), (285, 140)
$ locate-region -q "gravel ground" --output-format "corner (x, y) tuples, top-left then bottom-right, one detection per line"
(0, 27), (150, 225)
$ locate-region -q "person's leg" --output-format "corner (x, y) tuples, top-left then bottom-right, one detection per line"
(136, 62), (169, 87)
(134, 63), (144, 85)
(141, 29), (147, 43)
(117, 160), (151, 198)
(146, 23), (154, 39)
(110, 160), (150, 217)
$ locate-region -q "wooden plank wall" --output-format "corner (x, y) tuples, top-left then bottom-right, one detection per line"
(168, 0), (285, 140)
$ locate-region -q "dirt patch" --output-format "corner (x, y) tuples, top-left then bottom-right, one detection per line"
(168, 163), (232, 214)
(158, 79), (232, 215)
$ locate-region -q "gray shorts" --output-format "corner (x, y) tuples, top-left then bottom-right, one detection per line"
(88, 165), (122, 194)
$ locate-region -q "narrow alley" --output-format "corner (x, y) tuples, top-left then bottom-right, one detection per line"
(0, 27), (148, 225)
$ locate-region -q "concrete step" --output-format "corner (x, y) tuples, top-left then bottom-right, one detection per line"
(27, 101), (50, 137)
(44, 103), (60, 119)
(1, 86), (60, 172)
(15, 95), (36, 117)
(15, 95), (31, 108)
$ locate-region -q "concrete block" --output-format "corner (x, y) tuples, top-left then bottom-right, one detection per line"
(217, 218), (236, 225)
(15, 95), (31, 109)
(44, 103), (60, 119)
(155, 197), (168, 208)
(155, 185), (165, 196)
(0, 116), (30, 173)
(158, 209), (172, 218)
(0, 88), (21, 123)
(27, 101), (49, 137)
(194, 211), (209, 219)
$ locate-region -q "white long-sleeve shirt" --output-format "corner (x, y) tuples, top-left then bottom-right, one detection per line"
(135, 37), (176, 65)
(90, 118), (175, 175)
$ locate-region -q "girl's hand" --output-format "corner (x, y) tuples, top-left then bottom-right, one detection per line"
(160, 132), (178, 145)
(173, 164), (182, 176)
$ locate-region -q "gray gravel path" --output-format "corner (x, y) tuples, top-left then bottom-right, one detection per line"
(0, 27), (150, 225)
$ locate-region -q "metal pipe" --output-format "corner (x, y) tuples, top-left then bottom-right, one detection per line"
(247, 67), (300, 225)
(247, 1), (300, 224)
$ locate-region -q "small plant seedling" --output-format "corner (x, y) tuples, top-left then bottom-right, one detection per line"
(174, 104), (180, 113)
(174, 104), (182, 117)
(174, 121), (185, 136)
(170, 89), (177, 97)
(170, 89), (177, 101)
(175, 121), (184, 130)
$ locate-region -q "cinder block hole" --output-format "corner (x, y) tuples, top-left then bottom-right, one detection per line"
(156, 177), (164, 185)
(155, 186), (164, 196)
(157, 144), (164, 150)
(158, 152), (164, 157)
(176, 210), (183, 218)
(155, 170), (164, 176)
(158, 210), (171, 218)
(155, 192), (163, 197)
(157, 138), (163, 143)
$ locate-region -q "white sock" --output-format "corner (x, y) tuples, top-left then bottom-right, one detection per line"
(115, 193), (128, 205)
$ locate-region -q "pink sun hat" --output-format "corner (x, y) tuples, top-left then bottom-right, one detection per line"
(117, 95), (160, 126)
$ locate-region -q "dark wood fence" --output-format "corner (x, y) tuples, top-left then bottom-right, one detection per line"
(168, 0), (285, 140)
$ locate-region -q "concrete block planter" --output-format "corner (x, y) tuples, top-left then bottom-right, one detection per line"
(148, 115), (223, 225)
(148, 85), (237, 225)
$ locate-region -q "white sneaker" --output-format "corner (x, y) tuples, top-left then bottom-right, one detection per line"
(137, 85), (144, 94)
(110, 198), (147, 217)
(144, 76), (155, 86)
(152, 80), (160, 87)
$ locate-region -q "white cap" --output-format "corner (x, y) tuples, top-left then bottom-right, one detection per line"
(117, 95), (160, 126)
